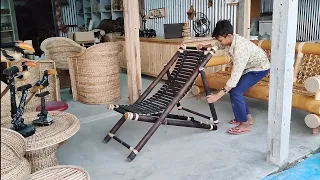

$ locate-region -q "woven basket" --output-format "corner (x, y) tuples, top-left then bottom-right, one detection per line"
(1, 60), (61, 122)
(1, 127), (31, 180)
(68, 42), (123, 104)
(40, 37), (86, 70)
(1, 81), (11, 121)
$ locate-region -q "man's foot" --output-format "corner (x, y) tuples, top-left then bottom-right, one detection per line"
(229, 119), (254, 125)
(229, 114), (254, 125)
(228, 123), (251, 135)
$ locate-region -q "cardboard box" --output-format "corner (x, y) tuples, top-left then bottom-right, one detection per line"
(73, 32), (95, 44)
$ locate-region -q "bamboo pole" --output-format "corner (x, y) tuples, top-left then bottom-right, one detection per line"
(236, 0), (251, 39)
(124, 0), (142, 104)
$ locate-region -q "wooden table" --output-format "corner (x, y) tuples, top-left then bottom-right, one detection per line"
(116, 36), (226, 78)
(2, 111), (80, 173)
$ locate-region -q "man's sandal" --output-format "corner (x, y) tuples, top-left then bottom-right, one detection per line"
(229, 119), (239, 125)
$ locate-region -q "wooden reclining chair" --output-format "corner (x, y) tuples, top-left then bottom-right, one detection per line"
(104, 45), (229, 161)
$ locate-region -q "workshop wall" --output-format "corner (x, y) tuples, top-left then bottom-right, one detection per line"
(144, 0), (238, 37)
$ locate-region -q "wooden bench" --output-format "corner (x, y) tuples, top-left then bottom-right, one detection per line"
(191, 40), (320, 135)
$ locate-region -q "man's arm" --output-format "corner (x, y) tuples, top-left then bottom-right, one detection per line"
(211, 45), (250, 102)
(197, 41), (222, 50)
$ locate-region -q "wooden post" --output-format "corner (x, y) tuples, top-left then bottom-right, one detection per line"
(123, 0), (142, 104)
(267, 0), (299, 167)
(244, 0), (251, 39)
(236, 0), (251, 39)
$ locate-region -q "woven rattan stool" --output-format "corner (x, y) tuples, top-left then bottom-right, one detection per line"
(2, 111), (80, 173)
(68, 42), (123, 104)
(27, 165), (90, 180)
(1, 127), (31, 180)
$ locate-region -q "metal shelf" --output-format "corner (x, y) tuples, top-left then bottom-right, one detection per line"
(0, 0), (19, 42)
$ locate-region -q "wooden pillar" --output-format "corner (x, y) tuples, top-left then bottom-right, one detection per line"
(267, 0), (299, 167)
(236, 0), (251, 39)
(124, 0), (142, 104)
(244, 0), (251, 39)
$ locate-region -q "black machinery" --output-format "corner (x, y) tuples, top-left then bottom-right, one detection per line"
(193, 12), (211, 37)
(32, 69), (57, 126)
(1, 41), (57, 136)
(3, 65), (36, 137)
(33, 91), (52, 126)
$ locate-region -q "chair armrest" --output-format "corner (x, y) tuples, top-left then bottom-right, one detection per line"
(304, 75), (320, 100)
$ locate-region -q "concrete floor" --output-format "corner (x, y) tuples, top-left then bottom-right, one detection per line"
(57, 73), (320, 180)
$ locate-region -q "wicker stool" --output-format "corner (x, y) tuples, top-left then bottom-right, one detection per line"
(2, 111), (80, 173)
(1, 127), (32, 180)
(68, 42), (123, 104)
(27, 165), (90, 180)
(40, 37), (86, 70)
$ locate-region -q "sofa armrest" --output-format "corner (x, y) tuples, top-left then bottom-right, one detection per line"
(304, 75), (320, 100)
(205, 56), (230, 67)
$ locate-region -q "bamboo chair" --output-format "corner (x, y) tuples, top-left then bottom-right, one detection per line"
(105, 45), (228, 161)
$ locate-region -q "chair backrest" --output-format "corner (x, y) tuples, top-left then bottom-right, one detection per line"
(251, 41), (320, 87)
(294, 42), (320, 86)
(135, 49), (211, 115)
(40, 37), (86, 70)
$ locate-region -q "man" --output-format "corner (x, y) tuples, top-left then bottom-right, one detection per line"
(197, 20), (270, 135)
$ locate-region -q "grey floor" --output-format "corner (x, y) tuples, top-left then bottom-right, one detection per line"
(57, 73), (320, 180)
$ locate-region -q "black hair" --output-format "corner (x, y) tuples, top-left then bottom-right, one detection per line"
(212, 20), (234, 38)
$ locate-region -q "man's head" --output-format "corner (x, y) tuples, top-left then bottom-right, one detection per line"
(212, 20), (234, 46)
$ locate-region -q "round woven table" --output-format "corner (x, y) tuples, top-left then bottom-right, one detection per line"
(27, 165), (90, 180)
(2, 111), (80, 173)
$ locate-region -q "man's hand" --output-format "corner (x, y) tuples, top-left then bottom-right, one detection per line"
(206, 94), (220, 103)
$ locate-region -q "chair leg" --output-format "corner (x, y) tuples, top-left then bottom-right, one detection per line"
(199, 70), (218, 122)
(313, 127), (319, 136)
(126, 77), (204, 161)
(126, 113), (166, 161)
(103, 115), (126, 143)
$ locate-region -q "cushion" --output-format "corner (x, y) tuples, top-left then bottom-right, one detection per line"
(36, 101), (68, 111)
